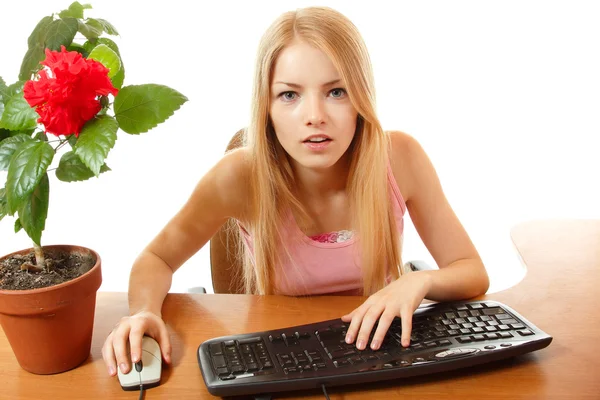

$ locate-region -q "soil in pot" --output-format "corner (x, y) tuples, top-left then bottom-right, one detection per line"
(0, 248), (95, 290)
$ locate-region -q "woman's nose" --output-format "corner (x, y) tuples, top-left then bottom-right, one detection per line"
(304, 95), (325, 126)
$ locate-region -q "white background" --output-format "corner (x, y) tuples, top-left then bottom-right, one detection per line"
(1, 1), (599, 294)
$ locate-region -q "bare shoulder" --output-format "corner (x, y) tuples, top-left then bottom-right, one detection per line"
(386, 130), (428, 202)
(209, 146), (252, 221)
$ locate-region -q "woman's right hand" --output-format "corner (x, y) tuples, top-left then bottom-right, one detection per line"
(102, 310), (172, 376)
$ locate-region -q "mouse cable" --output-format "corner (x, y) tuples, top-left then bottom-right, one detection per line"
(138, 384), (145, 400)
(321, 384), (330, 400)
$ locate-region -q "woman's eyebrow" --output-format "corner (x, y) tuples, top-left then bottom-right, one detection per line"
(273, 79), (342, 88)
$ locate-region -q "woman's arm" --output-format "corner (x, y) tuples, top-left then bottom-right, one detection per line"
(102, 147), (251, 375)
(129, 147), (251, 315)
(390, 130), (489, 299)
(343, 131), (489, 351)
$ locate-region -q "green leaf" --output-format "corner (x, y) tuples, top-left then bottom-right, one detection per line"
(1, 129), (33, 142)
(74, 114), (117, 175)
(6, 81), (24, 98)
(19, 46), (46, 81)
(87, 44), (121, 79)
(18, 173), (49, 245)
(27, 16), (53, 49)
(96, 37), (121, 55)
(66, 42), (89, 58)
(93, 39), (125, 88)
(58, 1), (91, 19)
(114, 84), (188, 134)
(0, 91), (39, 131)
(5, 141), (54, 215)
(0, 188), (6, 222)
(111, 67), (125, 90)
(44, 18), (79, 51)
(33, 131), (48, 142)
(0, 76), (7, 102)
(78, 19), (103, 41)
(56, 151), (110, 182)
(67, 134), (78, 148)
(14, 218), (22, 233)
(0, 134), (34, 171)
(93, 18), (119, 36)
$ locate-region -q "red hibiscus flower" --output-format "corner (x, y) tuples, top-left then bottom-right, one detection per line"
(23, 45), (118, 137)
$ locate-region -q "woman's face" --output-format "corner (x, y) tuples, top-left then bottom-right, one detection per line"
(269, 40), (358, 171)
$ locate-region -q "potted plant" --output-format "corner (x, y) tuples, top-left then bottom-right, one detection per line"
(0, 1), (187, 374)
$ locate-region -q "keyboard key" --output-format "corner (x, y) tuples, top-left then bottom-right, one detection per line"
(269, 334), (283, 343)
(482, 307), (504, 315)
(313, 362), (327, 370)
(210, 343), (223, 356)
(238, 337), (262, 345)
(212, 355), (227, 368)
(518, 329), (534, 336)
(231, 365), (245, 374)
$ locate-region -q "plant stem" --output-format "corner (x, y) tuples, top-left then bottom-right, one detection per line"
(33, 242), (47, 270)
(54, 139), (68, 153)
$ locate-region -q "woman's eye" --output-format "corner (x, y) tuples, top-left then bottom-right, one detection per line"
(330, 88), (346, 98)
(280, 91), (297, 101)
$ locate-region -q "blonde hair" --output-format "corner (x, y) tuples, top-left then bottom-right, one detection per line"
(241, 6), (402, 295)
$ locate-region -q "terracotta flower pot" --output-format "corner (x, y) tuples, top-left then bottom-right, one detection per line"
(0, 245), (102, 374)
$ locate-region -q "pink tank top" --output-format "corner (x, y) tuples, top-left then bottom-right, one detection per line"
(239, 162), (406, 296)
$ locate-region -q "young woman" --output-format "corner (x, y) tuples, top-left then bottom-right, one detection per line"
(102, 6), (489, 376)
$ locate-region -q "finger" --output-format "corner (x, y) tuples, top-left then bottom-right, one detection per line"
(345, 304), (369, 344)
(112, 320), (132, 374)
(355, 303), (385, 350)
(156, 324), (172, 364)
(400, 307), (414, 347)
(341, 309), (356, 322)
(128, 327), (144, 364)
(370, 310), (395, 350)
(101, 333), (118, 376)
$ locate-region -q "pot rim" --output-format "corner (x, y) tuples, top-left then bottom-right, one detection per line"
(0, 244), (102, 296)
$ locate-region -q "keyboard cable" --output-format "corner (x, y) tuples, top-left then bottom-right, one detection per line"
(321, 384), (330, 400)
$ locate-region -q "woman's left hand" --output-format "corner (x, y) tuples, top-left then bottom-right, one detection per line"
(341, 271), (433, 350)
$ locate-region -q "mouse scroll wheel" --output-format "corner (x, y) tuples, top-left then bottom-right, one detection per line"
(135, 360), (143, 372)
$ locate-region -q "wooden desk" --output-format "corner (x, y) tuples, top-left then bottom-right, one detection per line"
(1, 219), (599, 399)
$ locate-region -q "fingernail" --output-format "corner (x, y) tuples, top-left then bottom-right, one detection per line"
(402, 339), (409, 347)
(120, 363), (127, 373)
(370, 340), (380, 350)
(108, 366), (116, 376)
(345, 334), (353, 344)
(131, 354), (138, 363)
(357, 340), (365, 350)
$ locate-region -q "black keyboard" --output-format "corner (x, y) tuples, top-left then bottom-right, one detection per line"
(197, 300), (552, 397)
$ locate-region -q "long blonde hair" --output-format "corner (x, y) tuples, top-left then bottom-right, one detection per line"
(241, 6), (402, 295)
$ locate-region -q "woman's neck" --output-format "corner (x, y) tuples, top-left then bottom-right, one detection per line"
(291, 153), (351, 201)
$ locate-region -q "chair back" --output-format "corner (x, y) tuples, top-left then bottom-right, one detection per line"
(209, 129), (246, 293)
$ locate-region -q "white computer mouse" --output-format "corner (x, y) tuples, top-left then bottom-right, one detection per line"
(117, 336), (162, 391)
